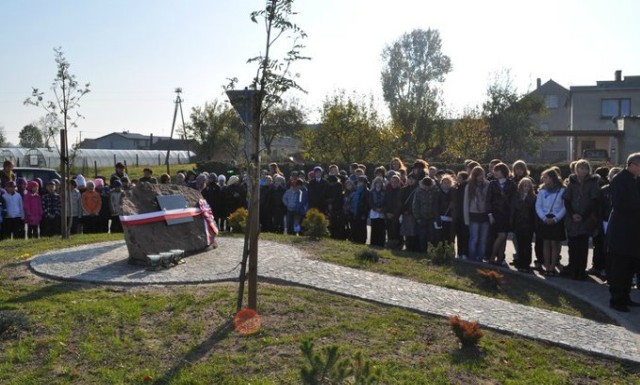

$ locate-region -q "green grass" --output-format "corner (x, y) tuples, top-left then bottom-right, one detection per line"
(1, 233), (638, 384)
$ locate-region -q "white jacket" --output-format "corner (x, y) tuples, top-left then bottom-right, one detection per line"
(535, 186), (566, 223)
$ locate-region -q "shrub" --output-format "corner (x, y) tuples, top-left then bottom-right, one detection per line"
(0, 310), (29, 340)
(356, 250), (381, 263)
(477, 269), (505, 290)
(302, 208), (329, 240)
(428, 242), (455, 265)
(227, 207), (248, 233)
(448, 315), (484, 348)
(299, 339), (380, 385)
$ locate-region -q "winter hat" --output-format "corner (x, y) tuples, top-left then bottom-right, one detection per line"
(27, 180), (39, 190)
(313, 166), (323, 173)
(217, 174), (226, 184)
(227, 175), (239, 186)
(196, 174), (207, 183)
(208, 172), (218, 182)
(111, 180), (123, 188)
(16, 177), (27, 187)
(94, 178), (104, 189)
(76, 174), (86, 188)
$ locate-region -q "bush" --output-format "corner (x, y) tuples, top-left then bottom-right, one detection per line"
(428, 242), (455, 265)
(356, 250), (381, 263)
(227, 207), (248, 233)
(477, 269), (505, 291)
(448, 315), (484, 348)
(302, 208), (329, 240)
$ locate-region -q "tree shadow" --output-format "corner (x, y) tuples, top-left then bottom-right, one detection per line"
(151, 319), (234, 385)
(3, 281), (88, 306)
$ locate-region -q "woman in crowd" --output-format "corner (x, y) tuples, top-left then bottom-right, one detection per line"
(436, 174), (456, 245)
(342, 179), (356, 241)
(486, 163), (517, 266)
(454, 171), (469, 259)
(413, 176), (440, 253)
(368, 176), (386, 247)
(562, 159), (601, 280)
(399, 173), (419, 251)
(511, 178), (537, 272)
(383, 174), (403, 249)
(535, 168), (567, 276)
(269, 175), (288, 234)
(350, 176), (370, 244)
(326, 175), (346, 240)
(464, 166), (490, 262)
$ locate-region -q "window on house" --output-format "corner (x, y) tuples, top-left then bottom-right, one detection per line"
(545, 95), (559, 109)
(601, 98), (631, 118)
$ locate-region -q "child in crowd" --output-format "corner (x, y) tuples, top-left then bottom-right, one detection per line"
(109, 180), (124, 233)
(2, 181), (24, 239)
(81, 181), (102, 234)
(69, 179), (83, 234)
(282, 179), (307, 235)
(23, 180), (43, 239)
(41, 181), (62, 237)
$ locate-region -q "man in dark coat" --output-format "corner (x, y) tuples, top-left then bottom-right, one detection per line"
(607, 152), (640, 312)
(307, 166), (330, 214)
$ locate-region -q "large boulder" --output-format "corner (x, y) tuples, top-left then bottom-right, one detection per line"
(120, 183), (216, 265)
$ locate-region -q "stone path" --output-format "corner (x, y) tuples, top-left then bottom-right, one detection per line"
(29, 238), (640, 364)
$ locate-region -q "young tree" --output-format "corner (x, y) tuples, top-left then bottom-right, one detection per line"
(229, 0), (309, 311)
(24, 47), (90, 239)
(482, 70), (547, 160)
(381, 28), (452, 159)
(300, 91), (388, 163)
(19, 124), (44, 148)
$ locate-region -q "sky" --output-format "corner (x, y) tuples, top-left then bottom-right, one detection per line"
(1, 0), (639, 147)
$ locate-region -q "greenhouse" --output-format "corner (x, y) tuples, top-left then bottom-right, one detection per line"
(1, 147), (196, 169)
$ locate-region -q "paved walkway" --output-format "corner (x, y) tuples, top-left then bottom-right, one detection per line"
(29, 238), (640, 364)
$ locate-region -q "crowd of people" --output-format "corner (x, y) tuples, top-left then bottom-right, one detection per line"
(1, 153), (639, 312)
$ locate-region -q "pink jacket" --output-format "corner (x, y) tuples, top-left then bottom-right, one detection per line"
(23, 192), (43, 226)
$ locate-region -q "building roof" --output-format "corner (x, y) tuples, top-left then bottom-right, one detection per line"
(92, 132), (170, 141)
(571, 74), (640, 92)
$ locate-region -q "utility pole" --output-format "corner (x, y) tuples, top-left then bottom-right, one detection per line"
(165, 88), (186, 175)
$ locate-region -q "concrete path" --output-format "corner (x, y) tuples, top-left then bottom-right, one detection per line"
(29, 237), (640, 364)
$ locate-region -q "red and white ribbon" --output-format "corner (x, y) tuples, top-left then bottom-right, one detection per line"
(120, 208), (202, 227)
(198, 199), (219, 245)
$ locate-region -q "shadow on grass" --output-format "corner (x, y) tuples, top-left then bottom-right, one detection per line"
(151, 319), (234, 385)
(3, 281), (87, 306)
(449, 345), (487, 365)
